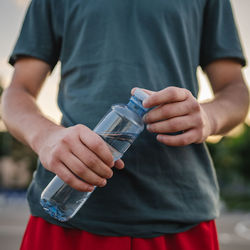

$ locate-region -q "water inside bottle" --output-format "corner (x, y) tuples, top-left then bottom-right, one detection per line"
(99, 132), (137, 160)
(40, 178), (92, 222)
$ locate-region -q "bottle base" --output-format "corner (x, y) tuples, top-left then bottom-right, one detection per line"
(40, 199), (69, 222)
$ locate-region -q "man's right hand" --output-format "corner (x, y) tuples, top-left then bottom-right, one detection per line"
(38, 124), (124, 192)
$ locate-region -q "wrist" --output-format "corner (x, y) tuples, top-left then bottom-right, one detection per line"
(201, 102), (218, 137)
(30, 121), (64, 155)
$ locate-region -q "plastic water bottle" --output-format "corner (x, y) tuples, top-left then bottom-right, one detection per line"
(40, 89), (150, 222)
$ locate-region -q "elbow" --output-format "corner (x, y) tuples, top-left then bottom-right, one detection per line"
(238, 83), (250, 124)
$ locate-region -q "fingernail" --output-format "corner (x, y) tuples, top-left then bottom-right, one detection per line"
(102, 179), (107, 186)
(118, 163), (125, 169)
(157, 135), (163, 141)
(146, 124), (151, 131)
(132, 87), (138, 95)
(107, 171), (113, 178)
(143, 114), (147, 122)
(88, 185), (95, 192)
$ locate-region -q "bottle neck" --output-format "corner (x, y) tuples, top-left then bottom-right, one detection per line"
(127, 96), (149, 117)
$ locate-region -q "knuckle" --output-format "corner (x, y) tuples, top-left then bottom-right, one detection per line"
(74, 124), (82, 129)
(76, 165), (88, 177)
(161, 105), (169, 116)
(91, 140), (103, 152)
(48, 157), (58, 169)
(168, 87), (178, 98)
(149, 94), (158, 104)
(89, 160), (113, 179)
(74, 124), (84, 131)
(183, 89), (192, 99)
(167, 86), (177, 93)
(191, 101), (200, 112)
(179, 136), (191, 146)
(62, 174), (73, 185)
(168, 120), (178, 131)
(70, 125), (84, 138)
(73, 124), (88, 136)
(87, 156), (98, 168)
(60, 135), (71, 145)
(51, 146), (62, 158)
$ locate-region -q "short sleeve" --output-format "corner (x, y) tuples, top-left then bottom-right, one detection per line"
(199, 0), (246, 69)
(9, 0), (61, 71)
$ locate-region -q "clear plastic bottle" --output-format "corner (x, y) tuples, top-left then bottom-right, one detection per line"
(40, 89), (150, 222)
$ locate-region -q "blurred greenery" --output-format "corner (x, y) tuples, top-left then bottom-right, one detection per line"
(0, 133), (37, 191)
(0, 131), (37, 172)
(208, 124), (250, 211)
(0, 78), (37, 190)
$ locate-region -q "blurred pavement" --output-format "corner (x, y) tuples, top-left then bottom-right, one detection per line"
(217, 212), (250, 250)
(0, 194), (250, 250)
(0, 193), (29, 250)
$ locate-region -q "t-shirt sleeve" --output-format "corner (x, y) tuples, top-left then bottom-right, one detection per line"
(9, 0), (61, 71)
(199, 0), (246, 69)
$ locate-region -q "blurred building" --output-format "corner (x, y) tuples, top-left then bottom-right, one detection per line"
(0, 156), (32, 189)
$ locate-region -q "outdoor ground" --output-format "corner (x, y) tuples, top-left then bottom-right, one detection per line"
(0, 194), (250, 250)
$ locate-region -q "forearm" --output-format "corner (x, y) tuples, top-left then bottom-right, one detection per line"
(2, 86), (62, 154)
(201, 79), (249, 137)
(2, 86), (124, 191)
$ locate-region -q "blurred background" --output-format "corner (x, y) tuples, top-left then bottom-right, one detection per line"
(1, 0), (250, 249)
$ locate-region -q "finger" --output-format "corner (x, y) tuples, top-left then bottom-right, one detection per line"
(54, 161), (95, 192)
(69, 138), (113, 179)
(114, 159), (125, 170)
(143, 87), (189, 108)
(156, 130), (197, 147)
(78, 125), (114, 167)
(147, 116), (194, 134)
(60, 152), (108, 187)
(144, 102), (190, 123)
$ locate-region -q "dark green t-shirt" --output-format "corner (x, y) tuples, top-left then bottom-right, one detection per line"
(10, 0), (246, 237)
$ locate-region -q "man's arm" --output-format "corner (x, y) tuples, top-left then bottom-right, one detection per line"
(2, 58), (124, 191)
(136, 59), (249, 146)
(2, 58), (56, 147)
(202, 59), (249, 135)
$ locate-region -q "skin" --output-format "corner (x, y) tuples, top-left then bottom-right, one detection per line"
(1, 58), (249, 192)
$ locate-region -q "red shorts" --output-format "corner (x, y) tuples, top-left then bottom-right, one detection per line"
(20, 216), (219, 250)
